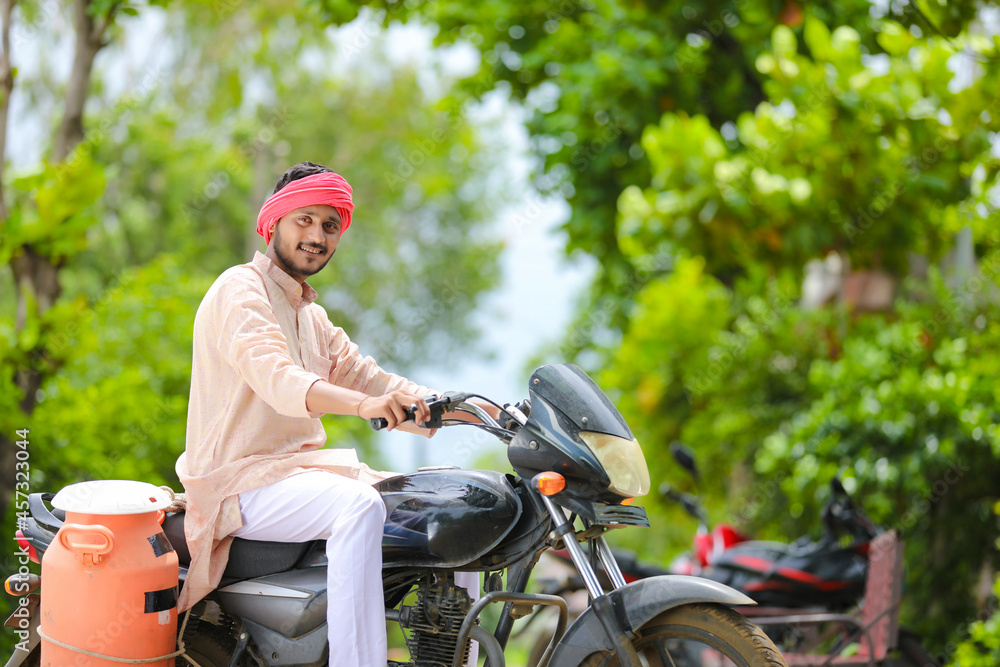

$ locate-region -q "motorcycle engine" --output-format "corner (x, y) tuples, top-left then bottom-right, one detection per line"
(398, 574), (474, 666)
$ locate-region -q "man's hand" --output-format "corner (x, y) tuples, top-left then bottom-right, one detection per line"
(357, 390), (431, 431)
(305, 380), (430, 430)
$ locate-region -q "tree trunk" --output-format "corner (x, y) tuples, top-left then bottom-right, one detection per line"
(0, 0), (14, 222)
(53, 0), (105, 163)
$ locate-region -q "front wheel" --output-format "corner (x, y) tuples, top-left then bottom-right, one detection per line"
(579, 603), (787, 667)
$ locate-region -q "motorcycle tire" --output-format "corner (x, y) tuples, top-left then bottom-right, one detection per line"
(578, 602), (787, 667)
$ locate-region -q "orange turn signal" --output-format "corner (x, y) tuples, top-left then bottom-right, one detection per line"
(621, 497), (635, 506)
(535, 472), (566, 496)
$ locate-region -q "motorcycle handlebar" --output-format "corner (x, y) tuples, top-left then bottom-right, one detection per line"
(369, 407), (417, 431)
(369, 392), (475, 431)
(821, 477), (880, 541)
(659, 483), (706, 522)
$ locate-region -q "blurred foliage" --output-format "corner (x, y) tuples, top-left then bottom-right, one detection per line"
(0, 156), (106, 266)
(600, 255), (1000, 653)
(314, 0), (999, 320)
(610, 18), (1000, 651)
(21, 256), (206, 493)
(752, 271), (1000, 646)
(618, 21), (999, 283)
(950, 522), (1000, 667)
(597, 23), (1000, 655)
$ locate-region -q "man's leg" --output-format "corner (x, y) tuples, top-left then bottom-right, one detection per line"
(232, 471), (387, 667)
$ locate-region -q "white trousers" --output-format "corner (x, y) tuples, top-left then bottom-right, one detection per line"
(232, 471), (479, 666)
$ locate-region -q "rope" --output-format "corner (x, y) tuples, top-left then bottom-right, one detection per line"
(37, 607), (205, 667)
(159, 485), (188, 514)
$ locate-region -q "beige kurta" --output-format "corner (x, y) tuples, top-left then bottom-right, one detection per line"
(176, 251), (432, 611)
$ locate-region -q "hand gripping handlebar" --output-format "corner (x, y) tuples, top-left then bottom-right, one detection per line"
(368, 392), (472, 431)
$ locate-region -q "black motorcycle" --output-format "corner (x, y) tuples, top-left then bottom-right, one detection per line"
(8, 363), (786, 667)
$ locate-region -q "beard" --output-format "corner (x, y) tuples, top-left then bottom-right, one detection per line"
(272, 223), (335, 279)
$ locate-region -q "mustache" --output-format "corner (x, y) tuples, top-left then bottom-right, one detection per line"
(298, 243), (328, 253)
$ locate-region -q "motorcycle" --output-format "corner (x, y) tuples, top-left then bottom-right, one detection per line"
(7, 363), (786, 667)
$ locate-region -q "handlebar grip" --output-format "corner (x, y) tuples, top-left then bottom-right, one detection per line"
(369, 406), (417, 431)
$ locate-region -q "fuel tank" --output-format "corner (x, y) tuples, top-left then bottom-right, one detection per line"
(377, 470), (522, 569)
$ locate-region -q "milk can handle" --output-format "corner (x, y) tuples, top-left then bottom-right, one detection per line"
(59, 523), (115, 557)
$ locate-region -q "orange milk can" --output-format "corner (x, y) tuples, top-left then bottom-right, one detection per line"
(40, 480), (178, 666)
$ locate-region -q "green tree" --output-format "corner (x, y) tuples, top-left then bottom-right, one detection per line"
(312, 0), (996, 313)
(0, 0), (143, 535)
(619, 20), (997, 278)
(587, 19), (1000, 651)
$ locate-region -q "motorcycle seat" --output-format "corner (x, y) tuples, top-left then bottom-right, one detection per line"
(162, 511), (318, 580)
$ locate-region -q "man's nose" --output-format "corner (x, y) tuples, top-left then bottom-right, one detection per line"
(306, 225), (325, 244)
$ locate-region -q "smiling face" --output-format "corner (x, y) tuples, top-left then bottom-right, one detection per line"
(265, 205), (343, 282)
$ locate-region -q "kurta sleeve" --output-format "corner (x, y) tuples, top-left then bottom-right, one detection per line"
(211, 273), (324, 418)
(309, 305), (432, 397)
(329, 331), (432, 397)
(311, 307), (438, 437)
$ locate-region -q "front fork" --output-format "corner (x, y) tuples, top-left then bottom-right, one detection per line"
(537, 495), (643, 667)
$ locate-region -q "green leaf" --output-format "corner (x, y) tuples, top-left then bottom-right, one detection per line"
(876, 21), (914, 57)
(803, 17), (833, 61)
(772, 25), (798, 60)
(831, 26), (861, 54)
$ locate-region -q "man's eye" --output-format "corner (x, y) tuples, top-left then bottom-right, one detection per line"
(325, 223), (339, 232)
(298, 216), (310, 223)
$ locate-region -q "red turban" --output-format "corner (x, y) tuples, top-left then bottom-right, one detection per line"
(256, 172), (354, 245)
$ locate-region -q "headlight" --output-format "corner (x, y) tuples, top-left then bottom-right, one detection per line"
(579, 431), (651, 497)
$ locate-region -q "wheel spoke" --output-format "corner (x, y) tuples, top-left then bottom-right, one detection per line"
(660, 642), (679, 667)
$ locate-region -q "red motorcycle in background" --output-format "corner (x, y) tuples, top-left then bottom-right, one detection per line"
(528, 444), (940, 667)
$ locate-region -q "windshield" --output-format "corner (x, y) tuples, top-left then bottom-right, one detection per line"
(528, 364), (633, 440)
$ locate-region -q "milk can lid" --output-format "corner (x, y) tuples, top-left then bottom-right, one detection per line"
(52, 480), (173, 515)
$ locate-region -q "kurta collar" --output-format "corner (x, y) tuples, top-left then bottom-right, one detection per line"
(252, 251), (319, 309)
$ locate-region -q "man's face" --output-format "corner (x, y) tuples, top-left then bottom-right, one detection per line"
(268, 204), (342, 281)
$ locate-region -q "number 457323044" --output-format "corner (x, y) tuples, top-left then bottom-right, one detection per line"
(14, 429), (30, 521)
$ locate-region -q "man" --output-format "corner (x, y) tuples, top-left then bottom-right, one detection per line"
(176, 161), (491, 665)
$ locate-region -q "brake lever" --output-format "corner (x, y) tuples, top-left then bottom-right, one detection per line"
(439, 391), (473, 410)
